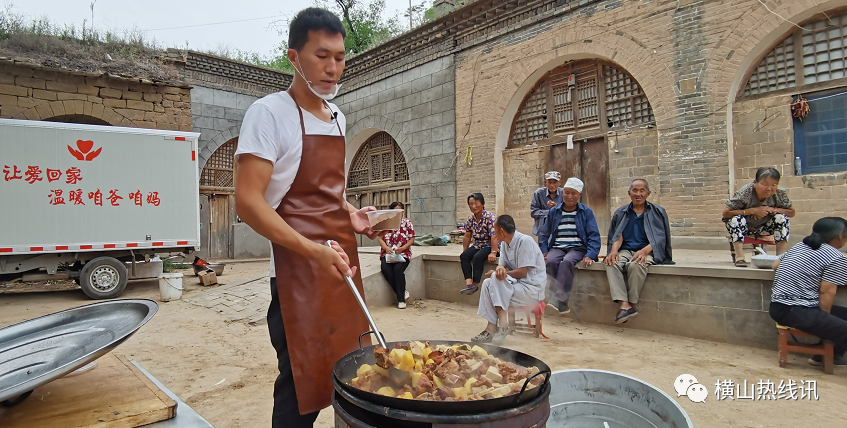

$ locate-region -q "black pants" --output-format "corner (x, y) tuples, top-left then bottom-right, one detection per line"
(380, 258), (410, 303)
(268, 278), (319, 428)
(770, 301), (847, 356)
(460, 246), (492, 284)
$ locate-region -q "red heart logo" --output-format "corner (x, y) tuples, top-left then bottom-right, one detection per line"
(85, 147), (102, 161)
(68, 145), (85, 161)
(77, 140), (94, 154)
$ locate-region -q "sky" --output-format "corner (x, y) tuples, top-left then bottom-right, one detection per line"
(9, 0), (418, 57)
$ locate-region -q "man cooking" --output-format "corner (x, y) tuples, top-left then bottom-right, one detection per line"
(234, 8), (380, 427)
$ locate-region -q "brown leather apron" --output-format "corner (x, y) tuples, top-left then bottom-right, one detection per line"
(272, 91), (370, 414)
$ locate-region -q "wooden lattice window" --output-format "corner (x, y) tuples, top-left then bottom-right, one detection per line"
(347, 132), (409, 189)
(742, 10), (847, 97)
(511, 82), (548, 145)
(509, 60), (654, 146)
(743, 36), (796, 96)
(604, 65), (654, 127)
(200, 139), (237, 188)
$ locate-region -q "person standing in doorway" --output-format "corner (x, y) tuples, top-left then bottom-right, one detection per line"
(460, 193), (499, 295)
(530, 171), (564, 241)
(539, 177), (601, 315)
(378, 201), (415, 309)
(234, 8), (380, 428)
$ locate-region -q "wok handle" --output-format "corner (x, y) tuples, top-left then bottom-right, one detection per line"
(515, 369), (551, 406)
(1, 390), (33, 408)
(326, 240), (388, 349)
(359, 330), (387, 349)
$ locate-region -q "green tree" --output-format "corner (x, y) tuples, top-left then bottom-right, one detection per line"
(321, 0), (401, 55)
(226, 1), (399, 74)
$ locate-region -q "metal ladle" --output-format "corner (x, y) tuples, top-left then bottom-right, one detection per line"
(326, 240), (388, 349)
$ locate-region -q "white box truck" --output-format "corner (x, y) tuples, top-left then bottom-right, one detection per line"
(0, 119), (200, 299)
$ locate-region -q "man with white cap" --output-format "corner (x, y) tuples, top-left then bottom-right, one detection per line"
(530, 171), (564, 240)
(538, 177), (602, 314)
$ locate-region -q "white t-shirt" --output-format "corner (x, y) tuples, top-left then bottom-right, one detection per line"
(234, 91), (346, 277)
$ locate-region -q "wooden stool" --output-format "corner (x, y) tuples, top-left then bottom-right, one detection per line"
(776, 323), (834, 374)
(729, 236), (775, 263)
(508, 302), (547, 338)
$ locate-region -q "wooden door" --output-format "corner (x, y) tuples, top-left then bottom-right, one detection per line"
(200, 139), (238, 259)
(198, 194), (211, 261)
(209, 194), (234, 259)
(548, 137), (610, 235)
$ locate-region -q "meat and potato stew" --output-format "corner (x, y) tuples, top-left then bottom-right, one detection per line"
(349, 341), (544, 401)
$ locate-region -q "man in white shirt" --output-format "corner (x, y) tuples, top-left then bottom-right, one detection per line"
(234, 8), (380, 428)
(472, 215), (546, 345)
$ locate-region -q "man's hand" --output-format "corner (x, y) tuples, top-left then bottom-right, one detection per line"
(605, 251), (619, 266)
(582, 257), (594, 267)
(495, 265), (507, 280)
(350, 206), (381, 239)
(488, 251), (497, 263)
(546, 200), (556, 208)
(631, 249), (650, 266)
(385, 247), (395, 255)
(319, 240), (357, 280)
(484, 270), (495, 279)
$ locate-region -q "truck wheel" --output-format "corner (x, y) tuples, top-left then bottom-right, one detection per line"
(79, 257), (128, 299)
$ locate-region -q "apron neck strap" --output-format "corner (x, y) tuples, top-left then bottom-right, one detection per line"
(287, 90), (343, 135)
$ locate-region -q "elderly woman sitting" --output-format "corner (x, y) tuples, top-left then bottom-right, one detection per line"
(723, 167), (795, 267)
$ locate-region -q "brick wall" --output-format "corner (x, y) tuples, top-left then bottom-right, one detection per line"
(733, 92), (847, 239)
(451, 0), (833, 238)
(337, 0), (837, 240)
(0, 61), (191, 130)
(191, 86), (259, 172)
(502, 146), (548, 236)
(173, 50), (292, 98)
(336, 56), (457, 238)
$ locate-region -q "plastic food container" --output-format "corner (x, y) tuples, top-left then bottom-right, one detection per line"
(366, 209), (404, 230)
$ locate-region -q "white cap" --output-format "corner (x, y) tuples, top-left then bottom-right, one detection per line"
(544, 171), (561, 181)
(563, 177), (584, 193)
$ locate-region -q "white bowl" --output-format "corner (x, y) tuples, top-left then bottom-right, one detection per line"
(751, 255), (779, 269)
(366, 209), (404, 231)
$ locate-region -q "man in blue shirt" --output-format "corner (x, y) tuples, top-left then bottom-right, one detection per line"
(530, 171), (564, 240)
(604, 179), (673, 324)
(538, 177), (601, 314)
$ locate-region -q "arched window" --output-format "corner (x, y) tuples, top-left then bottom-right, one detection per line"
(510, 59), (654, 146)
(740, 11), (847, 174)
(741, 11), (847, 97)
(347, 132), (409, 190)
(346, 132), (410, 245)
(200, 139), (237, 190)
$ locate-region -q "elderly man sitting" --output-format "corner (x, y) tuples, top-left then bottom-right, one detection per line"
(472, 215), (546, 344)
(605, 178), (673, 324)
(539, 177), (601, 315)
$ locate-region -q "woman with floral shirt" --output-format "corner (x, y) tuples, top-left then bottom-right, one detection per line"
(722, 167), (796, 267)
(378, 202), (415, 309)
(460, 193), (499, 295)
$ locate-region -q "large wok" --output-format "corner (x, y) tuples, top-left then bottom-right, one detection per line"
(333, 334), (551, 415)
(328, 241), (550, 415)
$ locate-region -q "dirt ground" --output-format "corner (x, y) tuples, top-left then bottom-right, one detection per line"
(2, 261), (847, 427)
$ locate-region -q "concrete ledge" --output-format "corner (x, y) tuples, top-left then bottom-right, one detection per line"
(361, 254), (425, 308)
(415, 255), (847, 351)
(423, 253), (776, 280)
